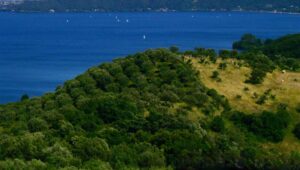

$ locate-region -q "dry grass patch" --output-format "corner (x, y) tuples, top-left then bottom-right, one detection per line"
(188, 57), (300, 114)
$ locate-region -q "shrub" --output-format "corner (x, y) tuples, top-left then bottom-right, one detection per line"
(27, 118), (48, 132)
(256, 94), (267, 105)
(95, 95), (138, 123)
(211, 70), (219, 79)
(236, 95), (242, 100)
(210, 116), (225, 132)
(232, 34), (263, 51)
(231, 111), (290, 142)
(43, 143), (75, 167)
(245, 68), (266, 84)
(82, 160), (113, 170)
(218, 62), (227, 70)
(293, 123), (300, 140)
(243, 87), (249, 91)
(20, 94), (29, 101)
(296, 104), (300, 113)
(169, 46), (179, 53)
(71, 136), (111, 161)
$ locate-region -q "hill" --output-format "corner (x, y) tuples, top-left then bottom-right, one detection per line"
(263, 34), (300, 59)
(2, 0), (300, 12)
(233, 33), (300, 59)
(0, 48), (300, 169)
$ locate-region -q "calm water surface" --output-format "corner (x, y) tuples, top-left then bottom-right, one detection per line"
(0, 12), (300, 103)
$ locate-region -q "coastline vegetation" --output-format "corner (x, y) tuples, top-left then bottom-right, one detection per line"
(0, 33), (299, 169)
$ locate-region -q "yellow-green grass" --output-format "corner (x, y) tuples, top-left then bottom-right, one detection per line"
(188, 57), (300, 114)
(187, 56), (300, 153)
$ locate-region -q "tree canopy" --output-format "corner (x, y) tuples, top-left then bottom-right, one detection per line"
(0, 48), (299, 169)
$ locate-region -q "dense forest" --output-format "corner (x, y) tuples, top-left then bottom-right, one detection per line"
(0, 33), (299, 169)
(2, 0), (300, 12)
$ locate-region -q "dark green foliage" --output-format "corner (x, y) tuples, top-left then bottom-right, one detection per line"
(219, 49), (238, 59)
(234, 33), (300, 71)
(245, 69), (266, 84)
(256, 93), (268, 105)
(27, 118), (48, 132)
(71, 136), (111, 161)
(273, 55), (300, 71)
(218, 62), (227, 70)
(242, 52), (275, 84)
(243, 87), (249, 91)
(211, 70), (219, 79)
(233, 34), (263, 51)
(94, 95), (138, 123)
(297, 104), (300, 113)
(0, 49), (228, 169)
(210, 116), (225, 132)
(293, 123), (300, 140)
(169, 46), (179, 53)
(194, 47), (217, 58)
(20, 94), (29, 101)
(236, 95), (242, 99)
(231, 111), (291, 142)
(256, 89), (272, 105)
(0, 48), (297, 169)
(264, 34), (300, 59)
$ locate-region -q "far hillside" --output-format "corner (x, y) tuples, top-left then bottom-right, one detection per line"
(233, 33), (300, 59)
(2, 0), (300, 12)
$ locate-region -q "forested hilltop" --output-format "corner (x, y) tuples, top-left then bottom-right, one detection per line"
(0, 34), (299, 169)
(1, 0), (300, 12)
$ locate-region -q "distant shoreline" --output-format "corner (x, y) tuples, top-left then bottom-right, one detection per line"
(0, 9), (299, 15)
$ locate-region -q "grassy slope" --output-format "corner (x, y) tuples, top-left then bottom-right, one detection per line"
(189, 56), (300, 153)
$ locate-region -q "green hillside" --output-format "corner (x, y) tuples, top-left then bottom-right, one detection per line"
(264, 34), (300, 59)
(233, 33), (300, 59)
(0, 47), (300, 169)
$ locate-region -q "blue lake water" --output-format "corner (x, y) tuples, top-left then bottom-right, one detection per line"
(0, 12), (300, 103)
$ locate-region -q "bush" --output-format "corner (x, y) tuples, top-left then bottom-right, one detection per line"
(71, 136), (111, 161)
(232, 34), (263, 51)
(231, 111), (290, 142)
(293, 123), (300, 140)
(27, 118), (48, 132)
(211, 70), (219, 79)
(169, 46), (179, 53)
(243, 87), (249, 91)
(236, 95), (242, 100)
(43, 143), (75, 167)
(82, 160), (113, 170)
(20, 94), (29, 101)
(95, 95), (138, 123)
(210, 116), (225, 132)
(296, 104), (300, 113)
(218, 62), (227, 70)
(245, 68), (266, 84)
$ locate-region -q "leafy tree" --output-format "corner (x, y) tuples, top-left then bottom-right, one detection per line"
(43, 143), (75, 168)
(27, 118), (48, 132)
(245, 68), (266, 84)
(71, 136), (111, 161)
(211, 70), (220, 79)
(293, 123), (300, 140)
(233, 34), (263, 51)
(210, 116), (225, 132)
(169, 46), (179, 53)
(95, 95), (138, 123)
(20, 94), (29, 101)
(82, 160), (113, 170)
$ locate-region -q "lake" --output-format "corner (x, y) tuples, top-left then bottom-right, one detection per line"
(0, 11), (300, 103)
